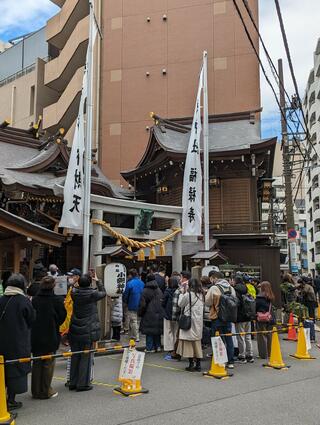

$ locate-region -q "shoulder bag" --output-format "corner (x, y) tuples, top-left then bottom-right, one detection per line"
(178, 292), (192, 330)
(256, 301), (272, 323)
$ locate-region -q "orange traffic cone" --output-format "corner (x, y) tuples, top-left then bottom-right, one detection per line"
(283, 313), (297, 341)
(290, 323), (316, 360)
(203, 332), (232, 379)
(263, 327), (289, 369)
(114, 340), (149, 397)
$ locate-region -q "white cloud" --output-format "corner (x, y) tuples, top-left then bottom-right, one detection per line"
(0, 0), (59, 40)
(259, 0), (320, 133)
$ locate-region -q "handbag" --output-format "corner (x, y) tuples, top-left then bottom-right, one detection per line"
(178, 292), (192, 330)
(256, 301), (272, 323)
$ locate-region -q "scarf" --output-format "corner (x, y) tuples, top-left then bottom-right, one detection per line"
(4, 286), (25, 296)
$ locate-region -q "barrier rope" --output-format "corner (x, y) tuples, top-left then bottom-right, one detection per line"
(1, 343), (133, 365)
(91, 219), (182, 249)
(1, 326), (304, 365)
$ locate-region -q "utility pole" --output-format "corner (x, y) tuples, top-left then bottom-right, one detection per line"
(278, 58), (297, 273)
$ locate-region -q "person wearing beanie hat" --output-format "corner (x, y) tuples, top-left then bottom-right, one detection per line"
(31, 276), (66, 400)
(0, 273), (36, 411)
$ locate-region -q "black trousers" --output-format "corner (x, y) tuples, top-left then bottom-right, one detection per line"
(69, 342), (93, 389)
(31, 356), (55, 399)
(112, 326), (121, 341)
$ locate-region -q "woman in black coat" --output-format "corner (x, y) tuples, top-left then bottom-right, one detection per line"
(31, 276), (66, 399)
(0, 273), (35, 410)
(138, 274), (165, 353)
(256, 281), (275, 359)
(69, 273), (106, 391)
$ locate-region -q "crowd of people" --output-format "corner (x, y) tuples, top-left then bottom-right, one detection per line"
(0, 265), (106, 419)
(1, 262), (318, 419)
(118, 267), (277, 370)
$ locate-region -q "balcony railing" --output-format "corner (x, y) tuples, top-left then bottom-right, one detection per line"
(210, 221), (272, 234)
(0, 56), (51, 88)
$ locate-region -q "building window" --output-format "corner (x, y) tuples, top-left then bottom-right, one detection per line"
(279, 239), (287, 250)
(311, 248), (315, 262)
(309, 208), (313, 222)
(315, 219), (320, 233)
(312, 175), (319, 190)
(29, 85), (35, 116)
(310, 227), (314, 242)
(314, 197), (320, 211)
(316, 243), (320, 255)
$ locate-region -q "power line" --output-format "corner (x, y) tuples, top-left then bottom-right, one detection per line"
(241, 0), (307, 137)
(231, 0), (308, 164)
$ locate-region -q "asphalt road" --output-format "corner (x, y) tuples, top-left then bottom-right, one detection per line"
(15, 339), (320, 425)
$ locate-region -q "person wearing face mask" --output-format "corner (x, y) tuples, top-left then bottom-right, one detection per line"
(0, 273), (36, 412)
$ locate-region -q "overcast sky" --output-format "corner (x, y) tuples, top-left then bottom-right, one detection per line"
(0, 0), (319, 138)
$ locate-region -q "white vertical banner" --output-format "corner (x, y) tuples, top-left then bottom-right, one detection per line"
(182, 67), (204, 236)
(59, 2), (98, 231)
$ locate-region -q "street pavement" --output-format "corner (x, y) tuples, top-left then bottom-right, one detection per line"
(16, 338), (320, 425)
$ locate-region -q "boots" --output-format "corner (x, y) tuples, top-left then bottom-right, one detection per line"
(185, 358), (195, 372)
(194, 358), (201, 372)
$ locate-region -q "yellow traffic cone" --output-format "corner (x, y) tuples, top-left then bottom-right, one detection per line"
(290, 323), (316, 360)
(0, 355), (15, 424)
(114, 340), (149, 397)
(316, 303), (320, 320)
(263, 327), (289, 369)
(203, 332), (232, 379)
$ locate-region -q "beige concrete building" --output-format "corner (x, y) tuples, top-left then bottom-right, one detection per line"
(0, 0), (260, 185)
(100, 0), (260, 184)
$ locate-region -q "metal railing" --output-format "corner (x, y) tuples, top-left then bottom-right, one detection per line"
(0, 56), (51, 88)
(210, 221), (272, 234)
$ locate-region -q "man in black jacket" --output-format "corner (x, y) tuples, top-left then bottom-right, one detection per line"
(69, 273), (106, 391)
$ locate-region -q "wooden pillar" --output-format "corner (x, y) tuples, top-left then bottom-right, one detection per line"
(13, 240), (20, 273)
(172, 218), (182, 272)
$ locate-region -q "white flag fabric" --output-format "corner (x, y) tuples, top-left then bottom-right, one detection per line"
(59, 7), (97, 230)
(182, 67), (204, 236)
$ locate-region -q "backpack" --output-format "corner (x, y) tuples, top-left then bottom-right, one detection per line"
(241, 294), (256, 321)
(216, 285), (238, 323)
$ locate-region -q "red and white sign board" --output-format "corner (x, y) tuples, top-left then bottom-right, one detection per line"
(211, 336), (228, 365)
(119, 349), (145, 381)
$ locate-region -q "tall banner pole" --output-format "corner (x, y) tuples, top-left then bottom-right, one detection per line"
(82, 1), (94, 273)
(203, 51), (210, 255)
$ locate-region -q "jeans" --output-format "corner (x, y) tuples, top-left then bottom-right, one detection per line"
(211, 319), (234, 363)
(146, 335), (161, 351)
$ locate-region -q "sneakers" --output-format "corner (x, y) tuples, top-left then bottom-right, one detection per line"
(49, 392), (58, 399)
(164, 353), (172, 361)
(235, 357), (247, 364)
(246, 356), (254, 363)
(226, 363), (234, 369)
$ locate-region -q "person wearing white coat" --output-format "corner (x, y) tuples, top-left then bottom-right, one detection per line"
(176, 278), (204, 372)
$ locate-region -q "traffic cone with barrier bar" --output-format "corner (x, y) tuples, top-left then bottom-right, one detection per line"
(290, 323), (316, 360)
(203, 332), (233, 380)
(114, 340), (149, 397)
(316, 303), (320, 320)
(0, 355), (15, 425)
(263, 327), (289, 370)
(283, 313), (297, 341)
